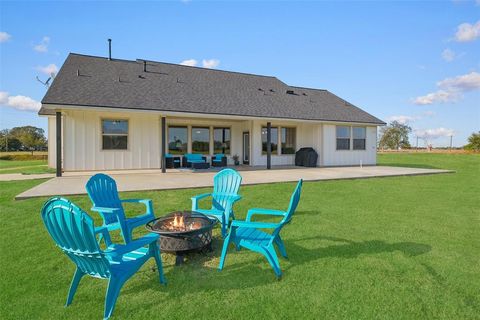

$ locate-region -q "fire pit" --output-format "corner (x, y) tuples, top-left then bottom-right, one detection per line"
(146, 211), (217, 265)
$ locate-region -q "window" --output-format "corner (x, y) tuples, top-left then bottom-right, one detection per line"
(168, 126), (187, 154)
(281, 127), (296, 154)
(214, 127), (231, 154)
(102, 119), (128, 150)
(353, 127), (366, 150)
(336, 126), (351, 150)
(261, 127), (278, 154)
(192, 127), (210, 154)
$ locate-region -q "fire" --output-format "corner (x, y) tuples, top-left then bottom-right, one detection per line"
(162, 213), (202, 232)
(173, 214), (185, 228)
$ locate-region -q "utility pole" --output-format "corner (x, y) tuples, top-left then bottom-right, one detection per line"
(449, 135), (453, 151)
(416, 136), (419, 152)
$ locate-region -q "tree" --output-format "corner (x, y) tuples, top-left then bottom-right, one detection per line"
(0, 129), (22, 152)
(464, 131), (480, 151)
(379, 121), (412, 150)
(9, 126), (47, 154)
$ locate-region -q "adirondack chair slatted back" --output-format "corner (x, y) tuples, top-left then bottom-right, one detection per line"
(212, 169), (242, 211)
(86, 174), (123, 225)
(270, 180), (303, 240)
(283, 179), (303, 224)
(41, 197), (111, 278)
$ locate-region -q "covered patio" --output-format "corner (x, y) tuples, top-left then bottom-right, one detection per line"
(15, 165), (452, 200)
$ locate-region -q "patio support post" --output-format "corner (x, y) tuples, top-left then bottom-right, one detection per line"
(267, 122), (271, 169)
(56, 111), (62, 177)
(161, 116), (166, 173)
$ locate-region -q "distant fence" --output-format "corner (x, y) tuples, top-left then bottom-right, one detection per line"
(377, 149), (477, 154)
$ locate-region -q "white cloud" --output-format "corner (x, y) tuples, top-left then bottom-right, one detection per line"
(34, 36), (50, 53)
(422, 110), (436, 117)
(386, 115), (417, 125)
(386, 111), (435, 125)
(441, 48), (456, 62)
(413, 71), (480, 105)
(35, 63), (58, 76)
(0, 31), (11, 43)
(0, 91), (41, 112)
(0, 91), (8, 104)
(180, 59), (198, 67)
(415, 127), (455, 140)
(454, 20), (480, 42)
(413, 90), (458, 105)
(437, 71), (480, 91)
(202, 59), (220, 69)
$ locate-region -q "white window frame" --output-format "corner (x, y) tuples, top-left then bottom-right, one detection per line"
(336, 125), (367, 151)
(101, 118), (129, 151)
(280, 126), (296, 155)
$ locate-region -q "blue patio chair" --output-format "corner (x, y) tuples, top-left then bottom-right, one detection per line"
(211, 154), (227, 167)
(182, 153), (207, 167)
(165, 153), (181, 168)
(191, 168), (242, 238)
(41, 197), (166, 320)
(218, 180), (303, 278)
(86, 173), (155, 244)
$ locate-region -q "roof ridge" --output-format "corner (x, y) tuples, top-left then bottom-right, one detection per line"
(290, 85), (327, 92)
(68, 53), (278, 80)
(136, 58), (279, 79)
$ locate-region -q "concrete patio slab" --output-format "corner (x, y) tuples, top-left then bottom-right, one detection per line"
(15, 166), (453, 200)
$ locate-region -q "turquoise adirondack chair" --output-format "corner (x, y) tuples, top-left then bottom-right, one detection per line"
(218, 180), (303, 278)
(191, 168), (242, 238)
(41, 197), (166, 320)
(86, 173), (155, 244)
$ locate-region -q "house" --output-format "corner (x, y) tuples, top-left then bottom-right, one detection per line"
(39, 53), (385, 176)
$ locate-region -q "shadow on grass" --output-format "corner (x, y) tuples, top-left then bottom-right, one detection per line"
(379, 162), (441, 169)
(285, 235), (431, 267)
(122, 235), (431, 300)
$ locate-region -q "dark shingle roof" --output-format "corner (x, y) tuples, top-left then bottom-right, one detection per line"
(41, 53), (385, 125)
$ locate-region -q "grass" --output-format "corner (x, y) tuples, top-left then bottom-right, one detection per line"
(0, 159), (54, 175)
(0, 153), (479, 319)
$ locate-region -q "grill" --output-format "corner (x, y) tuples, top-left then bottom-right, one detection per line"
(295, 147), (318, 167)
(146, 211), (217, 265)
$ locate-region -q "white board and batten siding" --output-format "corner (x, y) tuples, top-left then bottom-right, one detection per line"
(322, 124), (377, 166)
(60, 110), (161, 171)
(47, 109), (378, 171)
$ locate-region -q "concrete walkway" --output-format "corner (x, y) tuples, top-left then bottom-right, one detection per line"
(15, 166), (452, 200)
(0, 173), (55, 181)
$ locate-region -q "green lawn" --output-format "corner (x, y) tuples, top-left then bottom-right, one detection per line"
(0, 159), (54, 175)
(0, 153), (479, 319)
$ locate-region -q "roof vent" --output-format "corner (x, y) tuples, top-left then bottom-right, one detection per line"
(286, 90), (295, 95)
(108, 39), (112, 60)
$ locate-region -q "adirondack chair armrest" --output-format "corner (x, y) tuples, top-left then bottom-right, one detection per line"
(121, 199), (154, 214)
(191, 193), (213, 210)
(94, 226), (112, 246)
(226, 194), (242, 203)
(246, 208), (286, 221)
(231, 220), (281, 229)
(191, 193), (213, 201)
(104, 233), (159, 257)
(91, 206), (122, 214)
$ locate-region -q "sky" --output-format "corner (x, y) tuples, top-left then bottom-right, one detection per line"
(0, 0), (479, 147)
